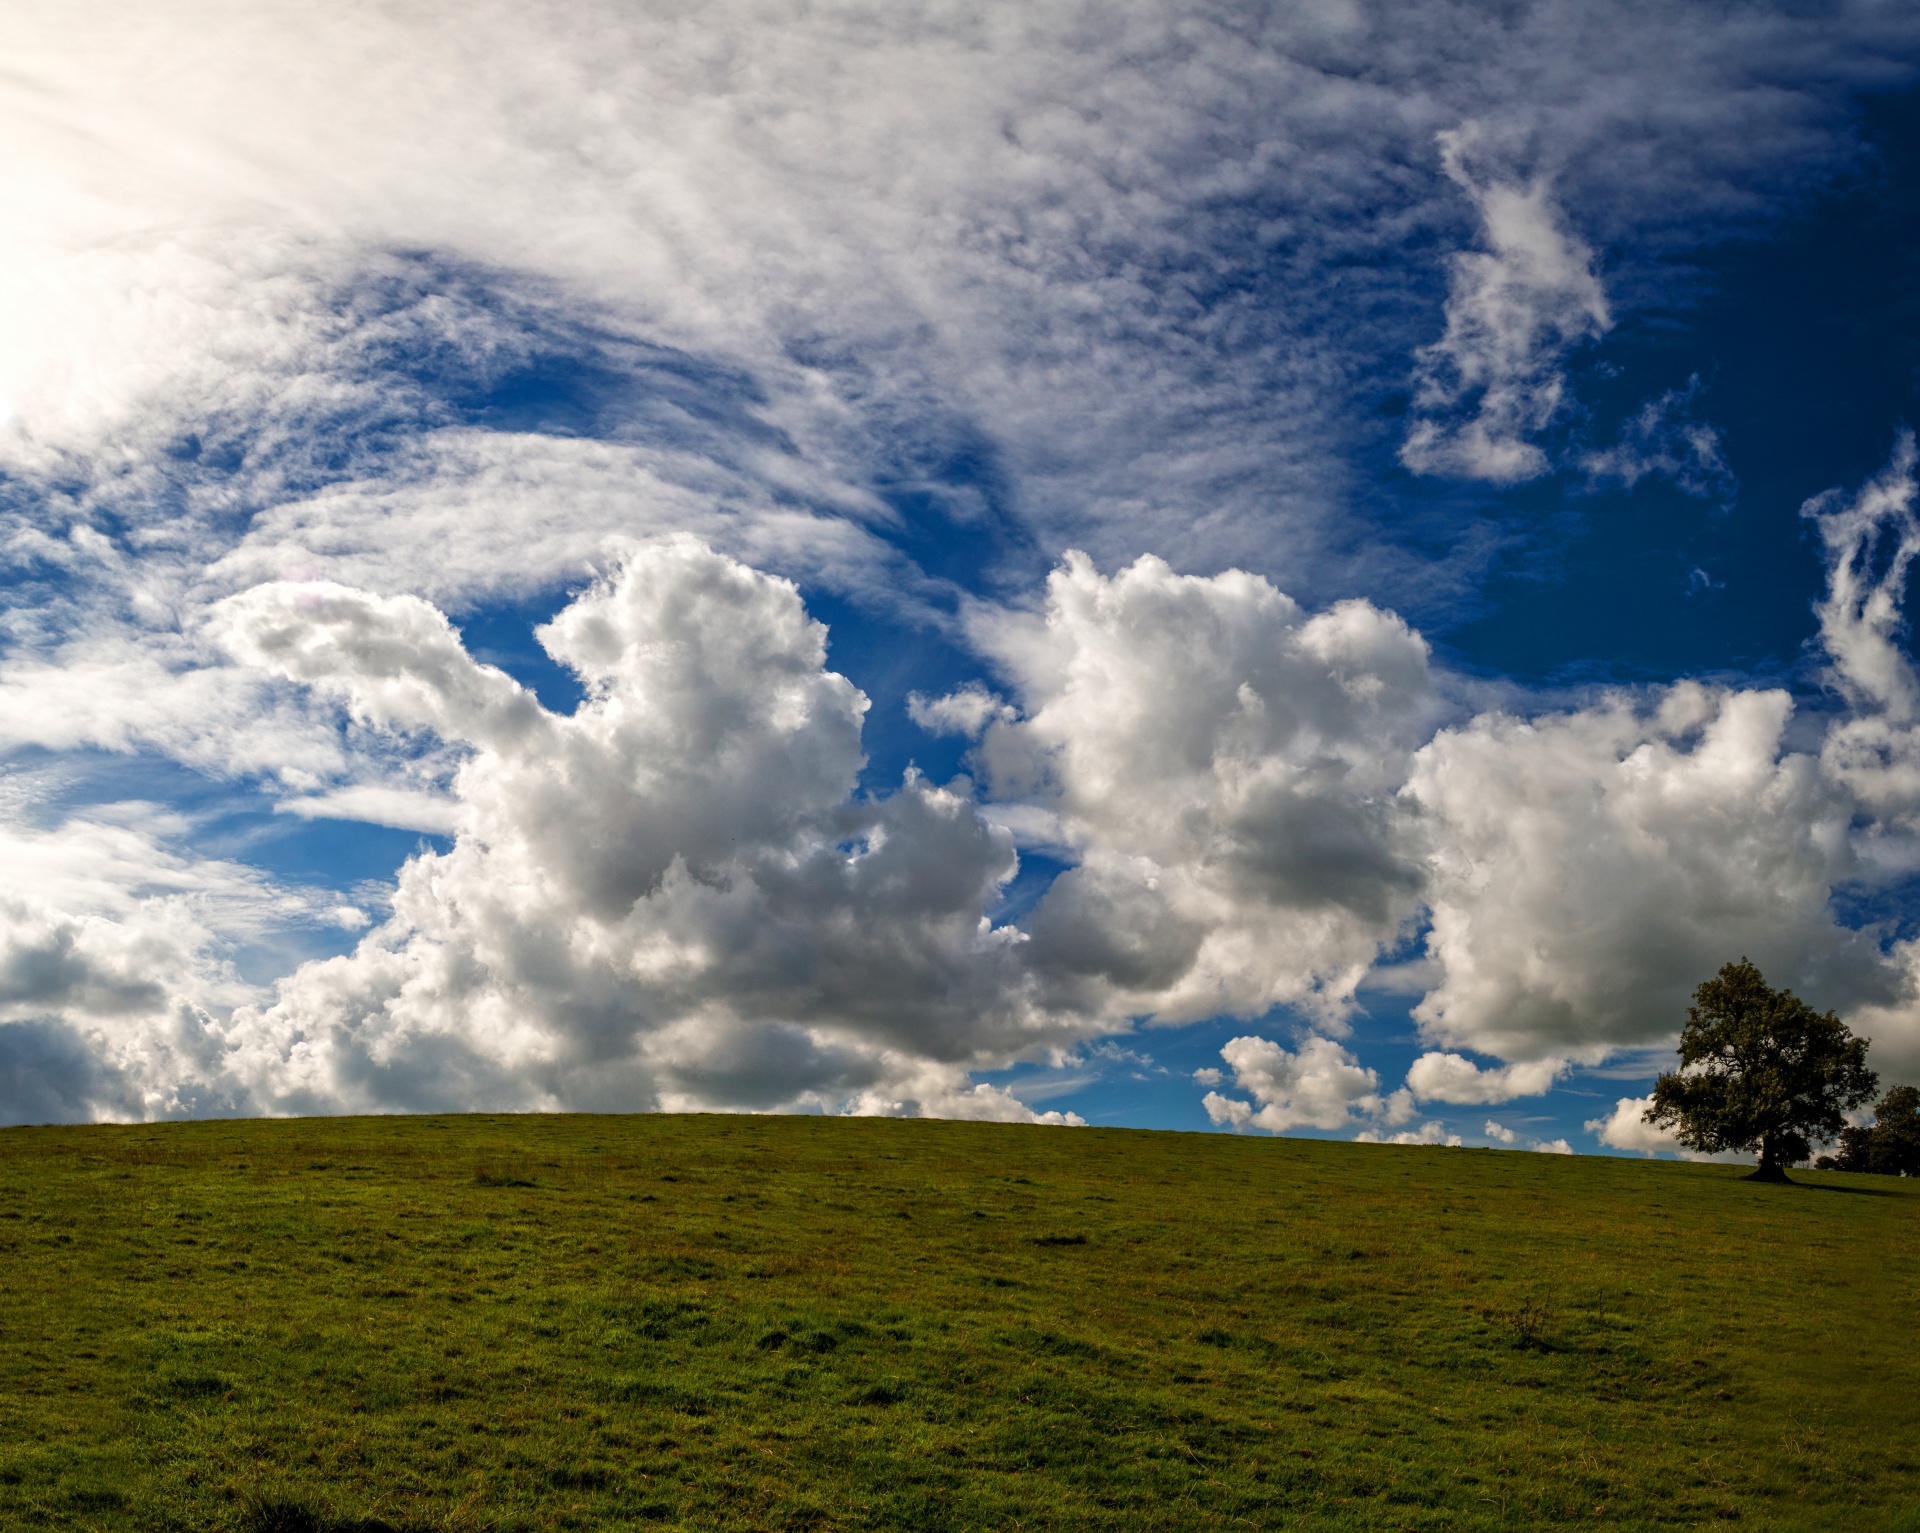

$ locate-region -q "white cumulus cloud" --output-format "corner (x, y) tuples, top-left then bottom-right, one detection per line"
(978, 552), (1436, 1027)
(0, 798), (362, 1124)
(1406, 1051), (1566, 1104)
(1201, 1033), (1384, 1134)
(1404, 681), (1874, 1063)
(1356, 1121), (1463, 1147)
(908, 684), (1009, 740)
(1586, 1097), (1685, 1156)
(214, 537), (1087, 1117)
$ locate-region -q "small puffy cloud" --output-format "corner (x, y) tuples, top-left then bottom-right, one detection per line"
(1357, 1120), (1463, 1147)
(1191, 1066), (1223, 1087)
(1406, 1051), (1566, 1104)
(846, 1079), (1085, 1127)
(1586, 1097), (1683, 1155)
(1484, 1119), (1516, 1143)
(1401, 126), (1611, 483)
(1532, 1138), (1574, 1155)
(1585, 1096), (1783, 1163)
(908, 685), (1008, 740)
(1201, 1033), (1383, 1134)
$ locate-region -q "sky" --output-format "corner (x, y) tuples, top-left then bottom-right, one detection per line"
(4, 1), (1920, 1158)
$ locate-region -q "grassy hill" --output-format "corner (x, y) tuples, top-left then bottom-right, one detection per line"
(0, 1114), (1914, 1532)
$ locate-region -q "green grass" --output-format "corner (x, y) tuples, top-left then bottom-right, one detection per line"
(0, 1115), (1915, 1532)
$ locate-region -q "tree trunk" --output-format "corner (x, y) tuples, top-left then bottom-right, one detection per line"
(1743, 1133), (1792, 1183)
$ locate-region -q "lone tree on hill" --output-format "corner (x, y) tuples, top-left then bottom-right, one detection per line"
(1829, 1085), (1920, 1176)
(1644, 959), (1877, 1183)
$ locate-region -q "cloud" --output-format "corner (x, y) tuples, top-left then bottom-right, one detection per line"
(1483, 1119), (1516, 1144)
(0, 0), (1903, 616)
(1586, 1097), (1684, 1155)
(1406, 1051), (1567, 1104)
(1201, 1033), (1384, 1133)
(1356, 1120), (1462, 1147)
(1404, 681), (1876, 1062)
(1392, 436), (1920, 1081)
(978, 552), (1434, 1026)
(21, 443), (1920, 1126)
(1582, 380), (1735, 501)
(0, 799), (369, 1124)
(123, 443), (1920, 1117)
(908, 684), (1008, 740)
(1400, 125), (1611, 483)
(1810, 430), (1920, 819)
(276, 787), (460, 836)
(215, 537), (1099, 1117)
(845, 1079), (1085, 1127)
(1532, 1137), (1573, 1154)
(215, 580), (549, 750)
(2, 5), (1920, 1127)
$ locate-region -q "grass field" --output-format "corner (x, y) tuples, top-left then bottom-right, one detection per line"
(0, 1114), (1915, 1532)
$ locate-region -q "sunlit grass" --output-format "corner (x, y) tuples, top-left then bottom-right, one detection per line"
(0, 1114), (1914, 1530)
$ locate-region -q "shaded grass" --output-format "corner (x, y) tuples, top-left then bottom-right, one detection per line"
(0, 1114), (1916, 1530)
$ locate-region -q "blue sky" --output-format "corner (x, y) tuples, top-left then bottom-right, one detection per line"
(3, 2), (1920, 1155)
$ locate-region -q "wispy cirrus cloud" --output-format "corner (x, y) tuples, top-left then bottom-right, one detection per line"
(1401, 125), (1611, 483)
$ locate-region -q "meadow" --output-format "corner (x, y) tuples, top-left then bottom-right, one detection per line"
(0, 1113), (1914, 1532)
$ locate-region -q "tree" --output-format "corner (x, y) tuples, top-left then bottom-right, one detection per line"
(1868, 1085), (1920, 1175)
(1644, 959), (1878, 1183)
(1826, 1124), (1874, 1173)
(1828, 1085), (1920, 1176)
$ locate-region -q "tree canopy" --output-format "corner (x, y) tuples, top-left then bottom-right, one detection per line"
(1644, 959), (1877, 1182)
(1828, 1085), (1920, 1176)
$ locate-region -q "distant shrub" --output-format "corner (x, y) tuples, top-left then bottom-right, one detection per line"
(1490, 1298), (1553, 1351)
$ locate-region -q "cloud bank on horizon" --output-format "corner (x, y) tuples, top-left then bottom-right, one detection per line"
(4, 0), (1920, 1143)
